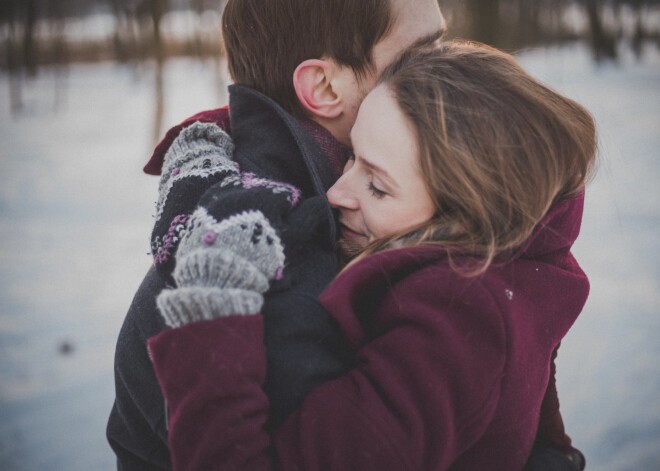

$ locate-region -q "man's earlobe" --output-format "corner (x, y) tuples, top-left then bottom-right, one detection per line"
(293, 59), (342, 119)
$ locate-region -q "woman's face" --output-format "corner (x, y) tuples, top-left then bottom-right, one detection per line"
(327, 85), (436, 252)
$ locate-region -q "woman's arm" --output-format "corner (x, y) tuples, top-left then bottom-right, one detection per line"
(149, 276), (507, 471)
(149, 316), (272, 470)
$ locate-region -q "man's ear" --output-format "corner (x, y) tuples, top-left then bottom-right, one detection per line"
(293, 59), (343, 119)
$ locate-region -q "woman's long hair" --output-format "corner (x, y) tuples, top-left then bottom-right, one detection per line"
(348, 41), (597, 275)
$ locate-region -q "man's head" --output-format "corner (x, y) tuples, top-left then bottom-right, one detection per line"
(222, 0), (446, 144)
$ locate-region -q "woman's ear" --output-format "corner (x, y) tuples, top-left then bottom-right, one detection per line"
(293, 59), (343, 119)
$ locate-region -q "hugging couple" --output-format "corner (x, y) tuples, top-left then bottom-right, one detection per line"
(107, 1), (595, 470)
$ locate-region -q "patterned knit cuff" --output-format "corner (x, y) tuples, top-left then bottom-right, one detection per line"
(154, 122), (239, 226)
(159, 122), (236, 194)
(173, 248), (269, 293)
(156, 286), (263, 328)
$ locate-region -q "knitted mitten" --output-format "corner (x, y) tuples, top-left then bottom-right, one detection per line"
(157, 208), (286, 327)
(151, 119), (303, 326)
(151, 122), (239, 275)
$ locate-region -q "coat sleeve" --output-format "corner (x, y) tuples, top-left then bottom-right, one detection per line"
(148, 280), (508, 471)
(106, 267), (171, 471)
(148, 316), (272, 471)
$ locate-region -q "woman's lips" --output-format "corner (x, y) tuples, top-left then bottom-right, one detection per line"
(339, 223), (366, 240)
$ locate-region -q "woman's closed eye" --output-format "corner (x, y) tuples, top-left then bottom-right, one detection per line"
(367, 180), (387, 199)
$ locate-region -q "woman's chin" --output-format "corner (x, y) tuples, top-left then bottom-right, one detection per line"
(338, 236), (367, 263)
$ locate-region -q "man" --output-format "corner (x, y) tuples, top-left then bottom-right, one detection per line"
(107, 1), (446, 469)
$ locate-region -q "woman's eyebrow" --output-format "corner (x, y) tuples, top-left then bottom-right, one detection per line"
(357, 155), (399, 189)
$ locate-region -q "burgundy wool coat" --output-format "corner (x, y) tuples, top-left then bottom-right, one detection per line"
(148, 193), (589, 471)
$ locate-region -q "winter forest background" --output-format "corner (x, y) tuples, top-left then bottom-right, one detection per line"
(1, 1), (659, 469)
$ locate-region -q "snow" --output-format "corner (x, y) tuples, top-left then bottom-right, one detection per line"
(0, 42), (658, 470)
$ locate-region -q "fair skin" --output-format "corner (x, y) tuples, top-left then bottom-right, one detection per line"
(293, 0), (446, 145)
(326, 85), (436, 248)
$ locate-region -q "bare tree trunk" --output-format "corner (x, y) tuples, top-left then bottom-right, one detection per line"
(466, 0), (501, 45)
(110, 0), (128, 62)
(6, 12), (23, 113)
(192, 0), (204, 57)
(49, 6), (69, 112)
(150, 0), (167, 141)
(22, 0), (38, 76)
(150, 0), (167, 62)
(632, 2), (644, 58)
(3, 0), (23, 113)
(153, 58), (165, 143)
(518, 0), (542, 44)
(585, 0), (617, 60)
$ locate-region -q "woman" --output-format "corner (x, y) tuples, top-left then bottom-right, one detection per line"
(149, 41), (596, 470)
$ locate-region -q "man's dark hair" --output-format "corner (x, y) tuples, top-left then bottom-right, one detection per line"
(222, 0), (394, 116)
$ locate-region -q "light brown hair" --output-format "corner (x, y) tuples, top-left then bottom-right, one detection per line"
(221, 0), (394, 117)
(358, 41), (597, 275)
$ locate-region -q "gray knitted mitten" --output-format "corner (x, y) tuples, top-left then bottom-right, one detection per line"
(151, 122), (241, 274)
(156, 207), (286, 327)
(156, 121), (238, 222)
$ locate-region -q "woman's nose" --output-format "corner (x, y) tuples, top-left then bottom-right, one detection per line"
(327, 173), (358, 210)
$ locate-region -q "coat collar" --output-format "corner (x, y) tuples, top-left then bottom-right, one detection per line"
(229, 85), (335, 197)
(516, 192), (585, 259)
(228, 84), (339, 243)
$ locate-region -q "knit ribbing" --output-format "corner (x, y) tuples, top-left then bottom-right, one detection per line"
(173, 248), (269, 293)
(157, 287), (263, 327)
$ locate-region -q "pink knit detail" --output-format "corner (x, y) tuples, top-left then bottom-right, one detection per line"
(241, 172), (258, 188)
(241, 172), (302, 206)
(153, 214), (190, 265)
(202, 231), (217, 245)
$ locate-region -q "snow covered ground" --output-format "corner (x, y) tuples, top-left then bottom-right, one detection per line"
(0, 42), (658, 470)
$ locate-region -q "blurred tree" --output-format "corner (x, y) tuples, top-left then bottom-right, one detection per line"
(149, 0), (168, 61)
(584, 0), (618, 59)
(107, 0), (130, 62)
(465, 0), (501, 45)
(517, 0), (542, 44)
(617, 0), (658, 56)
(3, 0), (658, 71)
(150, 0), (168, 142)
(1, 0), (23, 111)
(22, 0), (38, 75)
(44, 0), (70, 64)
(103, 0), (172, 62)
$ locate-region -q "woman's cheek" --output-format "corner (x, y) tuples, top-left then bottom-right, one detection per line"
(363, 202), (387, 240)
